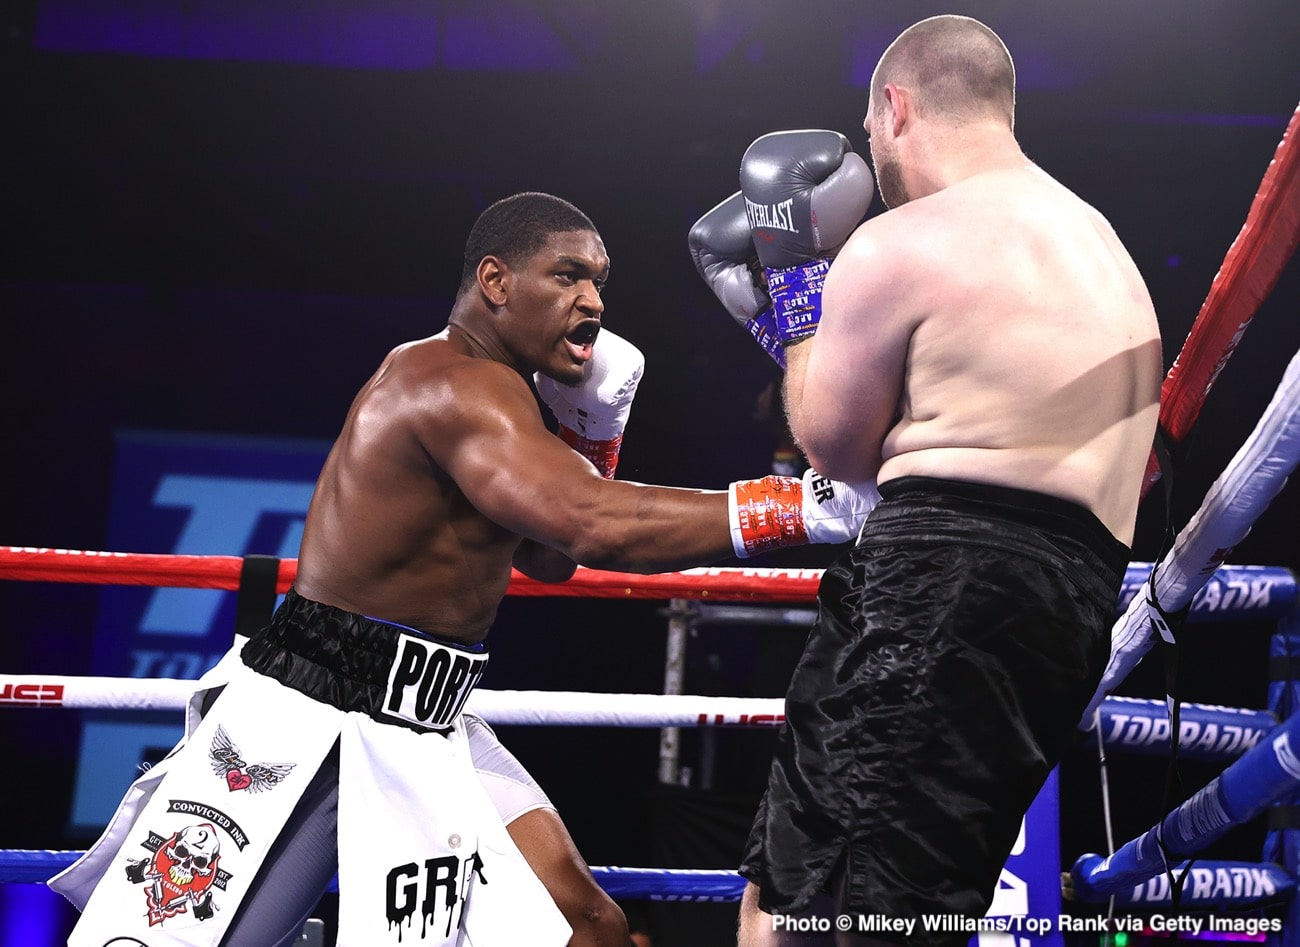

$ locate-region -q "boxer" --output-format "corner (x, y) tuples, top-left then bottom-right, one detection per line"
(692, 18), (1160, 945)
(55, 191), (880, 946)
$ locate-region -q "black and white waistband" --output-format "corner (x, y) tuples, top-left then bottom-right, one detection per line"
(241, 588), (488, 734)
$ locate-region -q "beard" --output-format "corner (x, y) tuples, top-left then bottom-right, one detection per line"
(871, 141), (909, 208)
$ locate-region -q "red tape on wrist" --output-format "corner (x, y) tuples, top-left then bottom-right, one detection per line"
(559, 426), (623, 479)
(732, 476), (807, 556)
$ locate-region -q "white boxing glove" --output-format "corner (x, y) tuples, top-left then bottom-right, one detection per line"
(727, 467), (880, 559)
(535, 328), (644, 479)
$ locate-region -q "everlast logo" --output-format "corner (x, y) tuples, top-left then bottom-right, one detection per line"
(386, 853), (485, 941)
(745, 197), (798, 233)
(382, 634), (488, 730)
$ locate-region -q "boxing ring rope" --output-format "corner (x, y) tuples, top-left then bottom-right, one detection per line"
(0, 548), (1291, 614)
(0, 671), (1279, 755)
(0, 549), (1295, 908)
(0, 547), (827, 603)
(0, 849), (747, 903)
(1069, 707), (1300, 903)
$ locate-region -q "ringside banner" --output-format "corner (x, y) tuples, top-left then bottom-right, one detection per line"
(69, 429), (328, 834)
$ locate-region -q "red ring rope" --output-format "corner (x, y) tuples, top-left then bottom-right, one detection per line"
(0, 546), (821, 603)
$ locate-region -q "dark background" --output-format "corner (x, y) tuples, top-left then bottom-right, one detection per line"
(3, 1), (1300, 943)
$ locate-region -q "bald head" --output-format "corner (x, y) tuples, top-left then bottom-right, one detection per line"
(870, 15), (1015, 129)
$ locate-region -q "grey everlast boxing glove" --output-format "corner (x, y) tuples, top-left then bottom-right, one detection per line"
(739, 129), (874, 344)
(688, 191), (785, 367)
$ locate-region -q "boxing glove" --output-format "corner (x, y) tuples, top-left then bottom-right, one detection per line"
(728, 467), (880, 558)
(688, 191), (785, 368)
(739, 129), (874, 344)
(535, 328), (644, 479)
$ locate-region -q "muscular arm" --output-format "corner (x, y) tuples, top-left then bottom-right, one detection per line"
(428, 362), (733, 574)
(512, 540), (578, 584)
(783, 227), (911, 483)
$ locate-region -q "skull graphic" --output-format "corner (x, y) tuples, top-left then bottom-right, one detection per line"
(130, 821), (227, 927)
(159, 823), (220, 888)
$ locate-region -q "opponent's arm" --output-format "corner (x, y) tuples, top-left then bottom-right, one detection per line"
(785, 223), (911, 483)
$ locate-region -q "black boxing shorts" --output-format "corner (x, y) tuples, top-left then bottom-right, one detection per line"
(740, 476), (1129, 943)
(242, 588), (488, 734)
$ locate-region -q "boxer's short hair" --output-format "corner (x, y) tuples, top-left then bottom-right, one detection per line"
(461, 192), (597, 291)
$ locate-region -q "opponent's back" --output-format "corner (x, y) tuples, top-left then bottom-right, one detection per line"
(294, 336), (523, 642)
(815, 166), (1162, 543)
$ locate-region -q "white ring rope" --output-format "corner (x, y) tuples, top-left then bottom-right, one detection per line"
(1082, 342), (1300, 723)
(0, 673), (1273, 761)
(0, 674), (786, 725)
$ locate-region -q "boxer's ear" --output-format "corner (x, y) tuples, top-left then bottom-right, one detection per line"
(477, 256), (509, 308)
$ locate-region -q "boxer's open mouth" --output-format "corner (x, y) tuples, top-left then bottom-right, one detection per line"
(565, 321), (600, 362)
(568, 321), (600, 347)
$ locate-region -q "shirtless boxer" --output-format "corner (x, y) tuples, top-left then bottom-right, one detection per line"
(54, 192), (878, 946)
(693, 15), (1161, 946)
